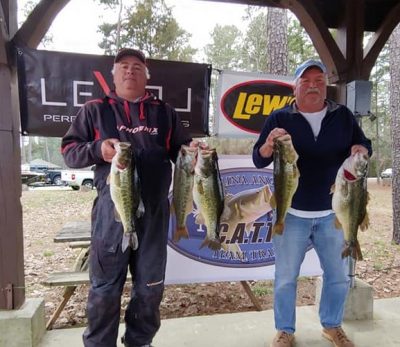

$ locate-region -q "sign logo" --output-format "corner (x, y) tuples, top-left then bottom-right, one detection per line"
(168, 168), (276, 268)
(220, 80), (294, 134)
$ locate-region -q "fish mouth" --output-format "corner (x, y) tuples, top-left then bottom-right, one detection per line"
(343, 169), (357, 181)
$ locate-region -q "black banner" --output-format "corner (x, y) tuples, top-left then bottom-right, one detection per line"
(16, 46), (211, 138)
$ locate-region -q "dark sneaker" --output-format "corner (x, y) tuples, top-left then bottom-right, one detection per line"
(270, 331), (295, 347)
(322, 327), (355, 347)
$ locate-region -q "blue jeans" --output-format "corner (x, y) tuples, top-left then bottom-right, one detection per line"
(272, 213), (350, 334)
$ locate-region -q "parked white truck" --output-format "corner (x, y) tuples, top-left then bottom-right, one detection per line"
(61, 168), (94, 190)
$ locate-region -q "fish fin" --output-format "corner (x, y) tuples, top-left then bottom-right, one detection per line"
(360, 212), (369, 231)
(121, 234), (130, 252)
(170, 202), (176, 215)
(334, 217), (342, 229)
(354, 240), (363, 260)
(234, 202), (243, 219)
(330, 184), (335, 194)
(200, 237), (222, 251)
(106, 174), (110, 185)
(194, 211), (205, 225)
(342, 241), (363, 261)
(270, 194), (276, 209)
(136, 199), (145, 218)
(173, 227), (189, 243)
(341, 246), (350, 259)
(114, 208), (121, 222)
(220, 242), (228, 251)
(273, 223), (284, 235)
(130, 232), (139, 250)
(220, 205), (231, 221)
(197, 180), (204, 194)
(121, 232), (139, 252)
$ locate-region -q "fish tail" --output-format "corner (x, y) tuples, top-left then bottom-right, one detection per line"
(121, 234), (130, 253)
(173, 227), (189, 243)
(354, 240), (363, 260)
(342, 241), (363, 260)
(200, 237), (222, 251)
(121, 232), (139, 252)
(130, 232), (139, 250)
(273, 222), (284, 235)
(341, 246), (351, 259)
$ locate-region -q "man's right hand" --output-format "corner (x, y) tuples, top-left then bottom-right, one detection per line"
(101, 138), (120, 163)
(259, 128), (288, 158)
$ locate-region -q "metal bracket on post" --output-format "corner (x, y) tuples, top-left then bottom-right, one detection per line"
(5, 283), (14, 309)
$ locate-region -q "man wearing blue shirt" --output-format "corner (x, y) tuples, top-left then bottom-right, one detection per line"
(253, 59), (372, 347)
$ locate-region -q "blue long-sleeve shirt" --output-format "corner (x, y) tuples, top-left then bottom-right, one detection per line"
(253, 100), (372, 211)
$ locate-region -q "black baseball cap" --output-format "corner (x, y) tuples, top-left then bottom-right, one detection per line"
(114, 48), (146, 64)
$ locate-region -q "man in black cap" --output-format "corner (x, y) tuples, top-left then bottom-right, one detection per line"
(253, 59), (372, 347)
(62, 48), (196, 347)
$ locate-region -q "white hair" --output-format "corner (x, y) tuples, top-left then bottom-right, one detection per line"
(111, 64), (151, 79)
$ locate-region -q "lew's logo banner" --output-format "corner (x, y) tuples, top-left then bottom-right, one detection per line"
(216, 70), (294, 137)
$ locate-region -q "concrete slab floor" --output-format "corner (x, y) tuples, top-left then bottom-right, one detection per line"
(38, 297), (400, 347)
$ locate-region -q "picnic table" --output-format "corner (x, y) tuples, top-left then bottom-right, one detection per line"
(44, 221), (262, 330)
(44, 221), (92, 330)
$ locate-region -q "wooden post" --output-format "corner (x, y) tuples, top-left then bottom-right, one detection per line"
(0, 0), (25, 310)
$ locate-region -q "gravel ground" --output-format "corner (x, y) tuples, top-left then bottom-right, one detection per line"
(22, 181), (400, 329)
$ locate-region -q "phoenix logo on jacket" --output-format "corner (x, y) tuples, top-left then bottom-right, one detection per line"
(118, 125), (158, 135)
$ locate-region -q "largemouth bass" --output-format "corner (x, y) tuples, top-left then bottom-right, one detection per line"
(193, 148), (224, 250)
(220, 185), (273, 259)
(108, 142), (145, 252)
(270, 134), (299, 235)
(172, 145), (197, 242)
(331, 152), (369, 260)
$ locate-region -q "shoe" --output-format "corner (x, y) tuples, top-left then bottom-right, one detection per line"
(270, 331), (295, 347)
(322, 327), (355, 347)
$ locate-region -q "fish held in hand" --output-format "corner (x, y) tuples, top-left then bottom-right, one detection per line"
(270, 134), (299, 235)
(108, 142), (145, 252)
(172, 145), (197, 242)
(331, 152), (369, 260)
(193, 148), (224, 250)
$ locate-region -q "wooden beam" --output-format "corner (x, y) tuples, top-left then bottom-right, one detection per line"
(12, 0), (70, 49)
(0, 65), (25, 309)
(281, 0), (346, 83)
(363, 1), (400, 79)
(336, 0), (364, 81)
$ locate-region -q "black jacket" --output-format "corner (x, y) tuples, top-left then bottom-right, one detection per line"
(61, 91), (192, 205)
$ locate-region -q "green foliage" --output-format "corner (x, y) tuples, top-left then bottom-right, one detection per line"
(21, 137), (64, 167)
(97, 0), (196, 62)
(204, 24), (243, 70)
(241, 8), (268, 72)
(252, 281), (273, 296)
(287, 17), (318, 73)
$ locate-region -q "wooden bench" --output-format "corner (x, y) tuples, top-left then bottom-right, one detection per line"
(45, 221), (262, 329)
(42, 271), (261, 330)
(43, 271), (131, 287)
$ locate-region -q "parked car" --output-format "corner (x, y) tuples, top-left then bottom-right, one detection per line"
(44, 170), (64, 185)
(381, 168), (392, 179)
(61, 168), (94, 190)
